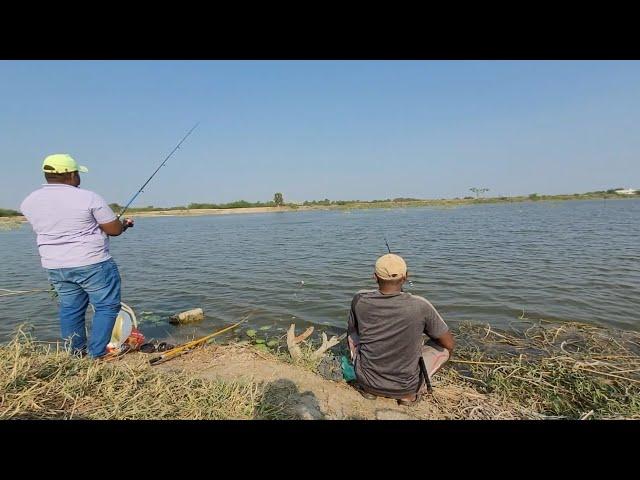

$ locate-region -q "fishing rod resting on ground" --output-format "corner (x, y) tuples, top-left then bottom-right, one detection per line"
(117, 122), (200, 219)
(149, 312), (254, 365)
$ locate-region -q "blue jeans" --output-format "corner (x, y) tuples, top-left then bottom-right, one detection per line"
(46, 258), (122, 358)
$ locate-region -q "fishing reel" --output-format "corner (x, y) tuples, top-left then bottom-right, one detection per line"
(121, 218), (134, 230)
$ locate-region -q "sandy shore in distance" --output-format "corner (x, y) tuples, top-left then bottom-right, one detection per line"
(0, 206), (311, 223)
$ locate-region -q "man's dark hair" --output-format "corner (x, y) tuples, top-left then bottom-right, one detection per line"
(44, 167), (75, 183)
(376, 276), (405, 288)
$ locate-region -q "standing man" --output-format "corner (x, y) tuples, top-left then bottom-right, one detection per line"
(20, 154), (134, 359)
(347, 253), (455, 405)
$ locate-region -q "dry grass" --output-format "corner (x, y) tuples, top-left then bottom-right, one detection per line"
(2, 319), (639, 420)
(413, 376), (535, 420)
(448, 320), (640, 419)
(275, 342), (326, 371)
(0, 329), (291, 420)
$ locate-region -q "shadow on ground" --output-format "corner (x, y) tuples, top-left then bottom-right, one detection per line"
(254, 378), (325, 419)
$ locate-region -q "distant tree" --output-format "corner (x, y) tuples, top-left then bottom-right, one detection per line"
(0, 208), (20, 217)
(189, 203), (218, 209)
(529, 193), (539, 201)
(274, 192), (284, 207)
(469, 187), (490, 199)
(109, 203), (123, 212)
(393, 197), (421, 202)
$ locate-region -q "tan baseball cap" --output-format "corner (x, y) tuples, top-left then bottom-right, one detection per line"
(375, 253), (407, 280)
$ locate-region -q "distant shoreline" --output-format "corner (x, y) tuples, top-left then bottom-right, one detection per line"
(1, 194), (637, 222)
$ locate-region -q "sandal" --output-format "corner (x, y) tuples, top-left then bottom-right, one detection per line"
(397, 394), (420, 406)
(360, 390), (378, 400)
(353, 384), (378, 400)
(97, 344), (132, 362)
(157, 342), (175, 352)
(139, 343), (157, 353)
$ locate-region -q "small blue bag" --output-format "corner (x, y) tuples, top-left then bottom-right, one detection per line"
(341, 355), (356, 382)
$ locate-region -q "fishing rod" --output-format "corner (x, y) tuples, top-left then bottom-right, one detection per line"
(384, 237), (391, 253)
(117, 122), (200, 219)
(149, 312), (253, 366)
(382, 237), (429, 392)
(383, 237), (413, 289)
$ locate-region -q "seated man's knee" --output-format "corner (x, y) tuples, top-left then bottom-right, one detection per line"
(423, 343), (450, 376)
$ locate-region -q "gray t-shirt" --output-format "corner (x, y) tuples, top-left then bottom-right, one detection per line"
(347, 289), (449, 398)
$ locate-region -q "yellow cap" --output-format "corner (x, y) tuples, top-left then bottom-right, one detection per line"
(375, 253), (407, 280)
(42, 154), (88, 174)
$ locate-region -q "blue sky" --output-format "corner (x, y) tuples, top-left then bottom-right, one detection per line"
(1, 60), (639, 208)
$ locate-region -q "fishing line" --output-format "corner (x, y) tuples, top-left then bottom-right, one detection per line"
(0, 288), (51, 298)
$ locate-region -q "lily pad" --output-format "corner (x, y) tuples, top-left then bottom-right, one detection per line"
(266, 340), (278, 348)
(255, 338), (265, 344)
(259, 325), (272, 331)
(139, 314), (163, 324)
(254, 344), (270, 353)
(246, 329), (257, 338)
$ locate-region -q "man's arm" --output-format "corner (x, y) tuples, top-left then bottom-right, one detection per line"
(99, 218), (134, 236)
(347, 295), (361, 361)
(99, 219), (124, 236)
(419, 296), (455, 353)
(434, 330), (455, 353)
(91, 193), (133, 236)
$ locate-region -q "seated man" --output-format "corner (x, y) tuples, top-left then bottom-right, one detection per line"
(347, 253), (454, 405)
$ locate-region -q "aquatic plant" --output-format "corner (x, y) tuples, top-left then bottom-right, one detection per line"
(447, 320), (640, 419)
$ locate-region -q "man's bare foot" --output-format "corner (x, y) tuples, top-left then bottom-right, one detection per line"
(397, 394), (419, 406)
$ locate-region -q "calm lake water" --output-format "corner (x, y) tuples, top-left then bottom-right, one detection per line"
(1, 199), (639, 345)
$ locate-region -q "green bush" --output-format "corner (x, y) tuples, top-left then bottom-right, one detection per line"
(188, 200), (277, 210)
(0, 209), (21, 217)
(392, 197), (421, 202)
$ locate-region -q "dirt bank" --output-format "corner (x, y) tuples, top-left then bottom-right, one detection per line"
(152, 344), (529, 420)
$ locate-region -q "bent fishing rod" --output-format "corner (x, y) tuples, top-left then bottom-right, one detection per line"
(117, 122), (200, 219)
(384, 237), (428, 391)
(384, 237), (391, 253)
(383, 237), (413, 289)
